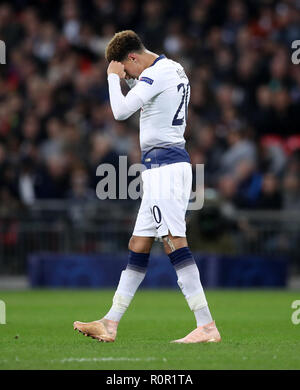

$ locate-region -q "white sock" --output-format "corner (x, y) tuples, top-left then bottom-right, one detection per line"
(194, 306), (213, 327)
(176, 263), (213, 327)
(104, 267), (146, 322)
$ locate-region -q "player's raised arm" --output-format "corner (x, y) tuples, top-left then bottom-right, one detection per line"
(107, 61), (143, 121)
(124, 78), (138, 89)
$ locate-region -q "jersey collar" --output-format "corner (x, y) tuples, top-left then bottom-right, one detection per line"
(150, 54), (166, 67)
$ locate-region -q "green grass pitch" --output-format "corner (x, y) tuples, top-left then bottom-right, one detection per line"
(0, 289), (299, 370)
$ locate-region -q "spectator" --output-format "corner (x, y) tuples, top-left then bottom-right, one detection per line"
(0, 0), (299, 214)
(219, 125), (257, 177)
(282, 173), (300, 211)
(256, 173), (282, 210)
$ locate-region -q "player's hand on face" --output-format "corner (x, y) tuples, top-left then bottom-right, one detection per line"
(107, 61), (126, 79)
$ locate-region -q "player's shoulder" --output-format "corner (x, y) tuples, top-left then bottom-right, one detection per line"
(139, 55), (187, 86)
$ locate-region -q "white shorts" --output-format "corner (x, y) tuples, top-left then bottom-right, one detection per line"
(132, 162), (192, 237)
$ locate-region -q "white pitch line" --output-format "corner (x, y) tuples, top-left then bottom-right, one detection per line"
(54, 357), (167, 363)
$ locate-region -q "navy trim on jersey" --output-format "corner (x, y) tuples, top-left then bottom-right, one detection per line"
(141, 146), (191, 169)
(149, 54), (166, 67)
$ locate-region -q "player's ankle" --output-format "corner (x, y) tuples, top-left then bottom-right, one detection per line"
(198, 320), (215, 328)
(102, 318), (119, 329)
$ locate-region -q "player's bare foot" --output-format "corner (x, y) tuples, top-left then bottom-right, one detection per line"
(73, 318), (118, 342)
(171, 321), (221, 344)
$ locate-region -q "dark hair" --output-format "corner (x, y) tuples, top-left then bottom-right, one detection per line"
(105, 30), (145, 62)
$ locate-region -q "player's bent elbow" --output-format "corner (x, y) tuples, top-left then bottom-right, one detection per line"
(113, 111), (131, 121)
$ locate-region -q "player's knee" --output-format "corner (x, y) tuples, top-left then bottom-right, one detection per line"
(128, 236), (142, 252)
(128, 236), (136, 251)
(128, 236), (152, 253)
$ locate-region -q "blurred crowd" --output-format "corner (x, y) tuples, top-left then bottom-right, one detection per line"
(1, 0), (300, 216)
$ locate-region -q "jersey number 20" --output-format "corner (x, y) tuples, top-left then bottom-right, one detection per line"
(172, 83), (190, 126)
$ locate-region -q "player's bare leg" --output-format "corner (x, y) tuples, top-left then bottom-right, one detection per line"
(73, 236), (154, 342)
(163, 232), (221, 344)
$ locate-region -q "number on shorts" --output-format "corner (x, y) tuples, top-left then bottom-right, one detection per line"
(152, 205), (162, 224)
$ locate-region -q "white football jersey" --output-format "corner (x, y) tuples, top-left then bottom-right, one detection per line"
(127, 55), (190, 152)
